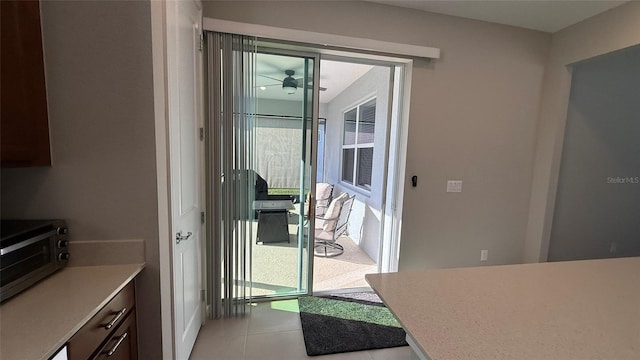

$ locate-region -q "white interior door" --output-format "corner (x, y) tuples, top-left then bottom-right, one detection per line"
(166, 0), (203, 359)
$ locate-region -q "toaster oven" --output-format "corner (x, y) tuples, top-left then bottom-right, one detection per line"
(0, 220), (69, 302)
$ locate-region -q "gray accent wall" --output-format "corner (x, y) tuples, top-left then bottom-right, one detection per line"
(548, 45), (640, 261)
(0, 2), (161, 358)
(523, 1), (640, 263)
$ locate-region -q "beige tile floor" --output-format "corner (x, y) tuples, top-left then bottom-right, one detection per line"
(189, 300), (415, 360)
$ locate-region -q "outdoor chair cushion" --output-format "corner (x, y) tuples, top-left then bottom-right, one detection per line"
(316, 183), (333, 204)
(322, 192), (349, 232)
(317, 182), (332, 196)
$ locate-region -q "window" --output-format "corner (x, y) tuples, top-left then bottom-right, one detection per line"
(342, 98), (376, 191)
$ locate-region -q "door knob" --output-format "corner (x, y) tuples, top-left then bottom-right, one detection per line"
(176, 231), (192, 244)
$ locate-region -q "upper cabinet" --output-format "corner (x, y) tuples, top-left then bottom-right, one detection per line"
(1, 0), (51, 167)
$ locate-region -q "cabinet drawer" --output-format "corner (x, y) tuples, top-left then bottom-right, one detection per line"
(68, 282), (135, 360)
(91, 310), (138, 360)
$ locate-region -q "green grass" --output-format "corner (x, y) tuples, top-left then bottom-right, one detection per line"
(268, 188), (310, 198)
(268, 188), (299, 195)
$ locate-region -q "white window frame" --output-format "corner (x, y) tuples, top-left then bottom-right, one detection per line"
(341, 96), (376, 193)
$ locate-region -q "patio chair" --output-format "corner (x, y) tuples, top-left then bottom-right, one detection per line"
(314, 182), (334, 217)
(314, 193), (355, 257)
(296, 183), (333, 236)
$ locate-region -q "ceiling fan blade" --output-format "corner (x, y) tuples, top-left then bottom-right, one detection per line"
(300, 85), (327, 91)
(259, 74), (283, 82)
(295, 78), (327, 91)
(255, 83), (281, 88)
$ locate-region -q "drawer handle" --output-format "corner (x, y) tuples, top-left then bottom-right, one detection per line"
(105, 307), (127, 329)
(106, 332), (128, 356)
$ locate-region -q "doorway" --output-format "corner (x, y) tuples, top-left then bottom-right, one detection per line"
(311, 58), (405, 293)
(206, 34), (410, 312)
(247, 54), (407, 296)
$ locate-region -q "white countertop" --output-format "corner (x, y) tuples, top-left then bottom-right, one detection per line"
(366, 257), (640, 360)
(0, 263), (144, 360)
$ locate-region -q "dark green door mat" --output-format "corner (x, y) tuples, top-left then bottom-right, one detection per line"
(298, 292), (408, 356)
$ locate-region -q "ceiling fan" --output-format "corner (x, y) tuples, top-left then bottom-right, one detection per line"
(258, 70), (327, 94)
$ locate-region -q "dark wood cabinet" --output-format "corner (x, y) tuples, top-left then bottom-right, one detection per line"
(1, 0), (52, 167)
(68, 283), (138, 360)
(91, 310), (138, 360)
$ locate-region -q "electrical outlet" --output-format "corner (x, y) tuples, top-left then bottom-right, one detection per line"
(610, 242), (617, 254)
(480, 250), (488, 261)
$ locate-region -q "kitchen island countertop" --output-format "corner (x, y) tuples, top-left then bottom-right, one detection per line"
(366, 257), (640, 360)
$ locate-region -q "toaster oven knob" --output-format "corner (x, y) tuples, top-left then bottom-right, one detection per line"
(58, 252), (70, 261)
(56, 227), (68, 235)
(57, 240), (69, 248)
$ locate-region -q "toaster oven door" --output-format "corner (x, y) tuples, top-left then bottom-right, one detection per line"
(0, 230), (58, 301)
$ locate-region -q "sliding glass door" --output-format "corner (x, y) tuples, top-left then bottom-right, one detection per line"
(207, 33), (319, 318)
(250, 49), (318, 298)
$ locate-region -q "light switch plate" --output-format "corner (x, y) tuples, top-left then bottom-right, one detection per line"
(480, 249), (488, 261)
(447, 180), (463, 193)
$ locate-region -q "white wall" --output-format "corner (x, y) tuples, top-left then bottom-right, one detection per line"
(202, 0), (550, 270)
(547, 45), (640, 261)
(319, 103), (328, 119)
(0, 1), (162, 358)
(317, 103), (329, 182)
(524, 1), (640, 262)
(324, 66), (391, 261)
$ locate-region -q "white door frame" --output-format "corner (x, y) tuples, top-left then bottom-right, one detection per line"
(203, 18), (440, 59)
(150, 1), (175, 358)
(151, 1), (204, 359)
(383, 64), (413, 273)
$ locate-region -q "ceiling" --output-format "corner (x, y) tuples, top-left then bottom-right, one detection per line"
(317, 60), (374, 103)
(368, 0), (628, 33)
(256, 53), (373, 104)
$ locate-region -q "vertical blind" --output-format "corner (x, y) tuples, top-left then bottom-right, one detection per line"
(205, 31), (256, 318)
